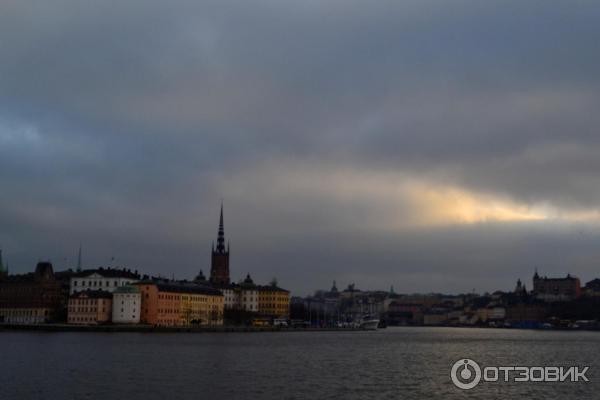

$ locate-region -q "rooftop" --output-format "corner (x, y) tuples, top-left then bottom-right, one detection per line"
(136, 281), (223, 296)
(72, 267), (140, 279)
(70, 289), (113, 299)
(113, 285), (141, 294)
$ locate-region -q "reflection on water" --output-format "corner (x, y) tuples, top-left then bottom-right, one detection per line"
(0, 327), (598, 399)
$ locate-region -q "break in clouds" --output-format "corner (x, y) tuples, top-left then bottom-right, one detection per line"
(1, 0), (600, 295)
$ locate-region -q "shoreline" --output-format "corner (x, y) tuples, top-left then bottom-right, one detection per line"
(0, 323), (364, 333)
(1, 323), (598, 333)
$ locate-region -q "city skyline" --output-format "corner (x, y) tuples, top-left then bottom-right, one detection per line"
(2, 1), (600, 296)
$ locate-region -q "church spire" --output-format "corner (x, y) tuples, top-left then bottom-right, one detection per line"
(210, 202), (231, 285)
(216, 202), (226, 253)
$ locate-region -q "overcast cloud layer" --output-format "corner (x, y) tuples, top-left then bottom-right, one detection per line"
(1, 1), (600, 295)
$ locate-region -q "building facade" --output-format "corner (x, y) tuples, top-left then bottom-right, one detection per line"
(258, 284), (290, 318)
(533, 271), (581, 302)
(0, 262), (69, 324)
(584, 279), (600, 297)
(112, 285), (141, 324)
(219, 274), (260, 312)
(70, 267), (140, 295)
(68, 289), (113, 324)
(137, 282), (224, 326)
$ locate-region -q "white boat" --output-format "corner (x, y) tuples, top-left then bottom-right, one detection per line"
(359, 316), (380, 330)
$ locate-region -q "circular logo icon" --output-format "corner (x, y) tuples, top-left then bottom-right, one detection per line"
(451, 359), (482, 390)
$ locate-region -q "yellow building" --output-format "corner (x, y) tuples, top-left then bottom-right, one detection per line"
(180, 290), (224, 326)
(258, 284), (290, 318)
(137, 282), (224, 326)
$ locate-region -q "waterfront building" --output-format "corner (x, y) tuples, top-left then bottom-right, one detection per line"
(423, 309), (449, 326)
(219, 274), (259, 312)
(67, 289), (112, 324)
(221, 285), (236, 309)
(385, 301), (423, 325)
(209, 204), (230, 286)
(474, 306), (506, 323)
(136, 281), (224, 326)
(203, 205), (289, 319)
(70, 267), (140, 295)
(0, 262), (70, 324)
(112, 285), (141, 324)
(532, 270), (581, 302)
(505, 303), (547, 325)
(258, 283), (290, 318)
(583, 279), (600, 297)
(238, 274), (259, 312)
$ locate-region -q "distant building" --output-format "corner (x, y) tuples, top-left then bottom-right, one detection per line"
(70, 267), (140, 295)
(221, 274), (259, 312)
(137, 281), (224, 326)
(533, 270), (581, 302)
(112, 285), (141, 324)
(514, 279), (527, 295)
(423, 308), (449, 326)
(210, 204), (230, 286)
(203, 205), (290, 320)
(67, 289), (112, 325)
(583, 279), (600, 297)
(386, 302), (423, 325)
(258, 283), (290, 318)
(0, 262), (70, 324)
(506, 303), (547, 325)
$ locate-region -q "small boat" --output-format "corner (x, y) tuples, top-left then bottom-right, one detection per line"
(359, 315), (380, 330)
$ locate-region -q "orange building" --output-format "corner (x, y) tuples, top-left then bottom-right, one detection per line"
(137, 282), (224, 326)
(67, 289), (112, 324)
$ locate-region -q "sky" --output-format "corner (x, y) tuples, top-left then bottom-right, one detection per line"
(1, 1), (600, 296)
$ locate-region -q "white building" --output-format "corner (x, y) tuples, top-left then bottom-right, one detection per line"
(238, 274), (259, 312)
(220, 274), (259, 312)
(194, 270), (258, 313)
(70, 268), (140, 295)
(222, 287), (237, 309)
(112, 285), (141, 324)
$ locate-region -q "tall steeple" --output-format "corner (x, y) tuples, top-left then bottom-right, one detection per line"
(216, 202), (226, 253)
(210, 202), (230, 286)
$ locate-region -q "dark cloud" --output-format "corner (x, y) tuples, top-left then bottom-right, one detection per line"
(1, 1), (600, 295)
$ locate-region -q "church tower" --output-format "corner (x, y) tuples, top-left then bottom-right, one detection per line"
(209, 203), (230, 286)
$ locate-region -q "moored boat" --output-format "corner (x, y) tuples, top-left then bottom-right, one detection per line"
(359, 315), (380, 330)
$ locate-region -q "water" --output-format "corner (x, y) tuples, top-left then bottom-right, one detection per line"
(1, 327), (598, 399)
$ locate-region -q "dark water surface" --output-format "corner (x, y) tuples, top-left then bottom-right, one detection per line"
(1, 327), (598, 399)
